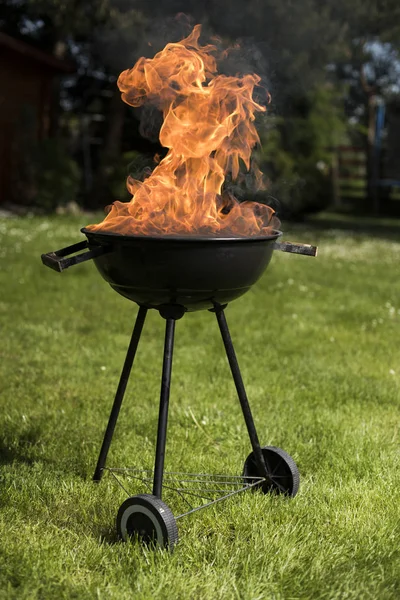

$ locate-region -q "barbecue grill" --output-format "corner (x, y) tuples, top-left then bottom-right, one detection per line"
(41, 227), (316, 550)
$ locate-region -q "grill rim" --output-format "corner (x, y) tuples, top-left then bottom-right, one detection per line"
(81, 227), (283, 244)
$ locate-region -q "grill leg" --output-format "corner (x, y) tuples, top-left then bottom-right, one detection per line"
(214, 307), (269, 480)
(152, 318), (176, 499)
(93, 306), (147, 482)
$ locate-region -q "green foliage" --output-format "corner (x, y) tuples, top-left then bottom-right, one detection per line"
(33, 139), (81, 211)
(258, 86), (347, 217)
(13, 137), (81, 212)
(2, 0), (399, 216)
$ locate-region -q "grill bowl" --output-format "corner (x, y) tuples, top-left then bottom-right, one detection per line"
(82, 228), (282, 311)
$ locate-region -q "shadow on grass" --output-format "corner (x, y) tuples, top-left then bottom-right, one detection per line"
(0, 425), (95, 481)
(0, 427), (43, 467)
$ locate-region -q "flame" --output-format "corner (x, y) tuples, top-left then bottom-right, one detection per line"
(87, 25), (279, 237)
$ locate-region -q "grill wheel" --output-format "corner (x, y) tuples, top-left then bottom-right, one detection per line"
(116, 494), (178, 550)
(243, 446), (300, 497)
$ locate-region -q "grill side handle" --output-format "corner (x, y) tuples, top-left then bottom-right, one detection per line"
(273, 241), (318, 257)
(41, 240), (111, 272)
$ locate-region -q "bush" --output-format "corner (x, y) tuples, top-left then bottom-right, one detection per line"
(33, 139), (81, 211)
(257, 85), (346, 218)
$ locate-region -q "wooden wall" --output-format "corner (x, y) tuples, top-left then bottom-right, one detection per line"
(0, 45), (53, 204)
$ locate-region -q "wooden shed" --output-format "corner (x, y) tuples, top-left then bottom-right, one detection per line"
(0, 33), (74, 205)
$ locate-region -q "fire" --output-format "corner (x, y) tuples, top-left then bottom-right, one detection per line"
(87, 25), (280, 237)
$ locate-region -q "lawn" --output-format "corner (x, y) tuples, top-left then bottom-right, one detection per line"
(0, 214), (399, 599)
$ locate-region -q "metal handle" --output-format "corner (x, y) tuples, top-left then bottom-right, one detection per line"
(273, 241), (318, 257)
(41, 240), (111, 272)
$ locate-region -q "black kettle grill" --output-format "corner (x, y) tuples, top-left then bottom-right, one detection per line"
(42, 227), (316, 550)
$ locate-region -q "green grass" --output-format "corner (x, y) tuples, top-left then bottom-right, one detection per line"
(0, 215), (399, 599)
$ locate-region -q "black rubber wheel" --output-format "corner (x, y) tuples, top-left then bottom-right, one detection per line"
(116, 493), (178, 550)
(243, 446), (300, 497)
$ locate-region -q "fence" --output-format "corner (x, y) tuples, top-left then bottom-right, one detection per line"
(336, 145), (400, 206)
(337, 146), (367, 203)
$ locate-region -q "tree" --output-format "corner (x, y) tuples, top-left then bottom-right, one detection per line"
(1, 0), (399, 214)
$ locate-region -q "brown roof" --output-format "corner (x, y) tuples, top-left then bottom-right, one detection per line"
(0, 32), (75, 73)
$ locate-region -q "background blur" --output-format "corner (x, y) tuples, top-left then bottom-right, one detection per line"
(1, 0), (399, 220)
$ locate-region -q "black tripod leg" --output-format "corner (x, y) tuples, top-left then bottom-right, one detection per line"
(93, 306), (148, 482)
(152, 318), (176, 499)
(215, 307), (269, 480)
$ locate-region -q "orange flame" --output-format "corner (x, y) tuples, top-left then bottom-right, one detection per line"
(87, 25), (279, 237)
